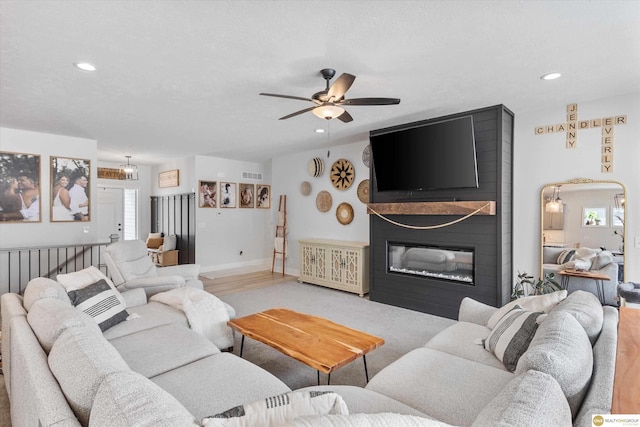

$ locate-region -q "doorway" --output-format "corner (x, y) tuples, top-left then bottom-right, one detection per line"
(97, 187), (138, 242)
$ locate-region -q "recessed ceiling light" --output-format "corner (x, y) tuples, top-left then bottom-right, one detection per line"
(74, 62), (96, 71)
(540, 72), (561, 80)
(315, 129), (325, 133)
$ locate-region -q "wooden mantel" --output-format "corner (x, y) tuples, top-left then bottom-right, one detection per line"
(367, 201), (496, 216)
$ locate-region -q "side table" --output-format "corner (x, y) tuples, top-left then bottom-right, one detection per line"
(558, 269), (610, 305)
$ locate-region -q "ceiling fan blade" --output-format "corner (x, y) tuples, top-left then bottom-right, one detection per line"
(260, 93), (316, 103)
(327, 73), (356, 101)
(278, 106), (317, 120)
(336, 110), (353, 123)
(338, 97), (401, 106)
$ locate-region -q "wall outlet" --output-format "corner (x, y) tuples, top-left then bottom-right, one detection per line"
(635, 235), (640, 249)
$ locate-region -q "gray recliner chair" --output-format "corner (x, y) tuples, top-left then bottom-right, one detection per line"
(104, 239), (204, 297)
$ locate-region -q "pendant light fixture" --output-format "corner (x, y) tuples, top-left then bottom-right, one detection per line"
(120, 156), (139, 181)
(545, 185), (563, 213)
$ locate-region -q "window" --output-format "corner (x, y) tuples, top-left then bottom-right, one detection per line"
(123, 189), (137, 240)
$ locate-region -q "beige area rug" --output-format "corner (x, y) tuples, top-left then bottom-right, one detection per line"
(219, 281), (456, 390)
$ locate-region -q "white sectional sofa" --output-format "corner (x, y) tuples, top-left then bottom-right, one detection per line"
(1, 274), (617, 426)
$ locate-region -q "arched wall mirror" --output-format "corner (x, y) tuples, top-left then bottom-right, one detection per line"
(540, 178), (626, 283)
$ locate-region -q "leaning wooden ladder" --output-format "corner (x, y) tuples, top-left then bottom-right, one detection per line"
(271, 195), (287, 275)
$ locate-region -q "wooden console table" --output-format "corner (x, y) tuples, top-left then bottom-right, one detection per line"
(612, 307), (640, 414)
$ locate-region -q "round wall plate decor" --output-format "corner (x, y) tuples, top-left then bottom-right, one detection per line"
(357, 179), (370, 204)
(336, 202), (354, 225)
(362, 145), (371, 168)
(316, 190), (332, 213)
(309, 157), (325, 177)
(330, 158), (355, 190)
(300, 181), (311, 196)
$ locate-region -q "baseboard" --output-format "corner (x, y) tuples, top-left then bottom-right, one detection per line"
(200, 259), (299, 279)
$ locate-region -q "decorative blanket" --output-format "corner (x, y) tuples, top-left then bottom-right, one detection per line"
(150, 287), (233, 349)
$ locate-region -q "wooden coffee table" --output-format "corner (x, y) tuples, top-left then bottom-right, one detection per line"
(558, 269), (610, 304)
(227, 308), (384, 385)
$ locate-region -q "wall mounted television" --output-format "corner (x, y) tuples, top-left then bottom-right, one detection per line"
(370, 115), (479, 192)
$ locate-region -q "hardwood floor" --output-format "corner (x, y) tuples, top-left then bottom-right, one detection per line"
(201, 270), (297, 296)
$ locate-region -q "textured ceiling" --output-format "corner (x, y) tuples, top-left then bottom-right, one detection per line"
(1, 1), (639, 165)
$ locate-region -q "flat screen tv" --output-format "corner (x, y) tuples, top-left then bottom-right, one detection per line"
(370, 115), (479, 192)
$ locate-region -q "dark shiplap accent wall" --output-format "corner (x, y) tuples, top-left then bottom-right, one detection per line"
(369, 105), (514, 319)
(150, 193), (196, 265)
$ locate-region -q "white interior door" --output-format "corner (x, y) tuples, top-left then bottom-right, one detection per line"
(97, 187), (124, 242)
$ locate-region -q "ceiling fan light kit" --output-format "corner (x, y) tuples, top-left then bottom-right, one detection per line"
(260, 68), (400, 122)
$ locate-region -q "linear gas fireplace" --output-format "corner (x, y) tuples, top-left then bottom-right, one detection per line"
(388, 243), (475, 285)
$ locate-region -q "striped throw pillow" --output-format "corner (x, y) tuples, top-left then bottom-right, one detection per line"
(556, 249), (576, 265)
(483, 305), (542, 372)
(67, 279), (128, 331)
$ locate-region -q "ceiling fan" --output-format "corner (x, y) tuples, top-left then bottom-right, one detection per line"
(259, 68), (400, 122)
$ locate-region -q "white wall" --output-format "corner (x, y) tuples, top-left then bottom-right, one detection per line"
(150, 155), (273, 273)
(272, 139), (371, 275)
(0, 127), (99, 247)
(514, 92), (640, 282)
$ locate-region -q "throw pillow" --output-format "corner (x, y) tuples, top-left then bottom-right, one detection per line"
(487, 290), (567, 329)
(67, 279), (129, 331)
(202, 391), (348, 427)
(556, 249), (576, 265)
(483, 306), (542, 372)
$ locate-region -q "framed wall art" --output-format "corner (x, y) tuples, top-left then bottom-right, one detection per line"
(256, 184), (271, 209)
(220, 182), (236, 208)
(51, 156), (91, 221)
(239, 183), (254, 208)
(199, 180), (217, 208)
(159, 169), (179, 188)
(0, 151), (41, 222)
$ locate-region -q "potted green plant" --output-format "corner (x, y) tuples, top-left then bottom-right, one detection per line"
(511, 271), (562, 300)
(585, 211), (601, 225)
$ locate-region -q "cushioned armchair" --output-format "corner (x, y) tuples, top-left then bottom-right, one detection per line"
(104, 239), (204, 297)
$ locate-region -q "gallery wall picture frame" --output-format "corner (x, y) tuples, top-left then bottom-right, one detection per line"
(198, 180), (217, 208)
(159, 169), (179, 188)
(220, 182), (237, 208)
(582, 206), (608, 227)
(256, 184), (271, 209)
(0, 151), (42, 222)
(239, 183), (255, 208)
(51, 156), (91, 222)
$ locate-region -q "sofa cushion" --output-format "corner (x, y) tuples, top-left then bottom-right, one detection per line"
(515, 310), (593, 417)
(551, 290), (603, 345)
(67, 279), (129, 331)
(23, 277), (71, 311)
(27, 297), (100, 353)
(89, 370), (198, 426)
(202, 390), (348, 427)
(483, 306), (542, 372)
(48, 323), (130, 425)
(109, 323), (220, 378)
(108, 240), (158, 280)
(102, 300), (189, 340)
(471, 370), (571, 427)
(487, 290), (566, 329)
(591, 250), (614, 270)
(151, 353), (291, 421)
(295, 385), (429, 417)
(425, 322), (506, 370)
(365, 348), (513, 426)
